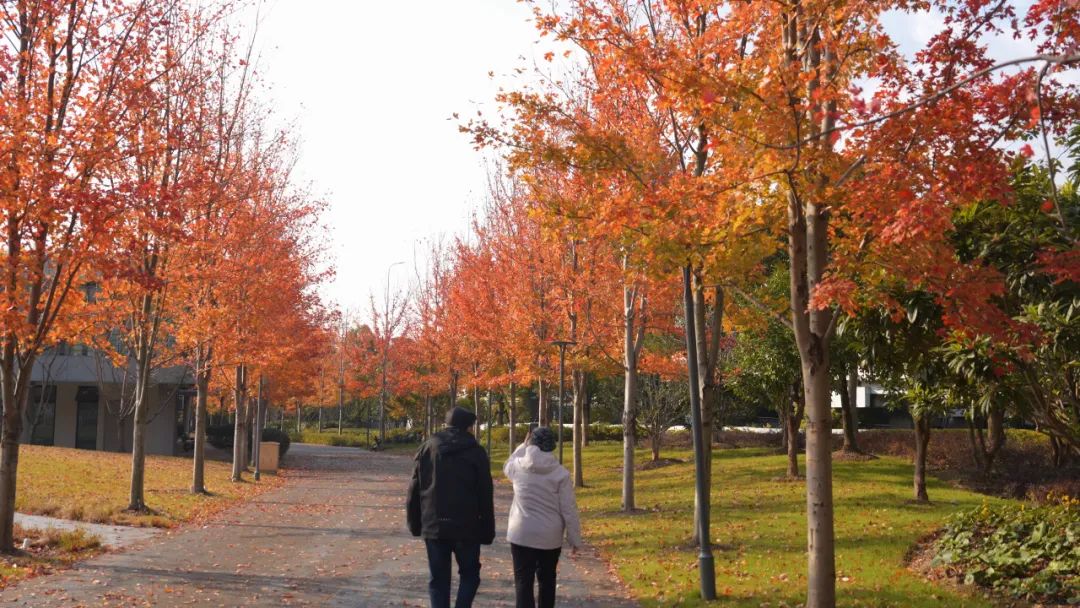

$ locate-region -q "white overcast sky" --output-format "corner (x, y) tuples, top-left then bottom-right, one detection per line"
(251, 0), (541, 314)
(247, 1), (1051, 317)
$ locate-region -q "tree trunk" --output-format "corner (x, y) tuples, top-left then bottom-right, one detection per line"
(1049, 434), (1067, 468)
(191, 367), (210, 494)
(486, 389), (493, 454)
(424, 395), (432, 439)
(780, 407), (789, 452)
(833, 367), (859, 451)
(128, 303), (157, 512)
(572, 370), (585, 488)
(785, 383), (805, 479)
(622, 363), (637, 512)
(0, 365), (30, 553)
(582, 392), (590, 447)
(231, 365), (247, 482)
(968, 407), (1006, 476)
(378, 365), (386, 444)
(802, 355), (835, 605)
(651, 424), (661, 462)
(786, 413), (799, 478)
(622, 282), (643, 513)
(538, 378), (548, 426)
(788, 184), (836, 607)
(449, 372), (459, 412)
(338, 378), (345, 436)
(0, 430), (20, 553)
(318, 407), (323, 432)
(692, 275), (717, 482)
(296, 403), (302, 433)
(508, 381), (517, 447)
(913, 413), (931, 502)
(839, 367), (860, 453)
(473, 384), (481, 436)
(244, 389), (255, 468)
(966, 413), (986, 471)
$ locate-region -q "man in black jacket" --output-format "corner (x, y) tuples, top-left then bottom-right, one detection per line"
(407, 407), (495, 608)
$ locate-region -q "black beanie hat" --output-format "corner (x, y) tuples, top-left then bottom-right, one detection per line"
(446, 406), (477, 430)
(530, 426), (556, 452)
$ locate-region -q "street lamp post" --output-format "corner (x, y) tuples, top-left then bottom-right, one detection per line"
(682, 264), (716, 600)
(550, 339), (576, 465)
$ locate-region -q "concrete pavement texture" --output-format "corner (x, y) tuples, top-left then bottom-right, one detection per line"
(1, 443), (637, 607)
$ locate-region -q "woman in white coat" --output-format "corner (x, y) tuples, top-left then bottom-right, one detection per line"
(503, 426), (582, 608)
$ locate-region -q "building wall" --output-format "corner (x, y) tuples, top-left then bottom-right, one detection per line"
(23, 381), (180, 456)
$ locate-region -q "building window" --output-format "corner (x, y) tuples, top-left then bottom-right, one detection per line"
(29, 385), (57, 446)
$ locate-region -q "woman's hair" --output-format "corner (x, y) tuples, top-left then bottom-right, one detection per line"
(530, 426), (556, 452)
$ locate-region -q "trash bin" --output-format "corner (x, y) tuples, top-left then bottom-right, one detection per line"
(259, 441), (280, 473)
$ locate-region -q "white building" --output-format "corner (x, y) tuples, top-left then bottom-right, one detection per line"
(22, 343), (194, 455)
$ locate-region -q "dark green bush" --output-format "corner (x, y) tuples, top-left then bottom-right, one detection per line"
(206, 424), (290, 457)
(385, 427), (421, 444)
(206, 424), (234, 449)
(261, 427), (291, 457)
(932, 497), (1079, 603)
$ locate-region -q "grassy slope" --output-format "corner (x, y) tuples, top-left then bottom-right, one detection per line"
(488, 441), (1004, 607)
(17, 445), (282, 527)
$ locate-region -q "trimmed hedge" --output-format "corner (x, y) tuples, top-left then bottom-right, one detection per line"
(205, 424), (290, 457)
(290, 430), (368, 448)
(288, 427), (422, 448)
(260, 427), (291, 457)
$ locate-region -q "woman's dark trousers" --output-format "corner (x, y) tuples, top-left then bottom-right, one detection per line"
(424, 539), (481, 608)
(510, 543), (562, 608)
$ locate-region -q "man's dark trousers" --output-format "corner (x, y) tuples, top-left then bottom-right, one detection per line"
(425, 539), (482, 608)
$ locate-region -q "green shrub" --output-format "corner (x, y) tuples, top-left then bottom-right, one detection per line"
(206, 424), (234, 449)
(287, 427), (421, 448)
(260, 428), (291, 457)
(484, 423), (626, 445)
(290, 430), (369, 448)
(586, 423), (628, 442)
(327, 434), (366, 447)
(384, 427), (422, 444)
(932, 497), (1079, 603)
(486, 425), (533, 444)
(207, 424), (291, 457)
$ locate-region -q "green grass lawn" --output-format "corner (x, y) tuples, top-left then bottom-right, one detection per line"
(17, 445), (282, 527)
(488, 441), (1005, 607)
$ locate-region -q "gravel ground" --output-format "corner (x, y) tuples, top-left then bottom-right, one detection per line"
(0, 443), (637, 607)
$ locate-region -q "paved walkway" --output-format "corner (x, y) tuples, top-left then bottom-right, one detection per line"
(1, 444), (637, 607)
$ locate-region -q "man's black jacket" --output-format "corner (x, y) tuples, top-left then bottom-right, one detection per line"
(406, 427), (495, 544)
